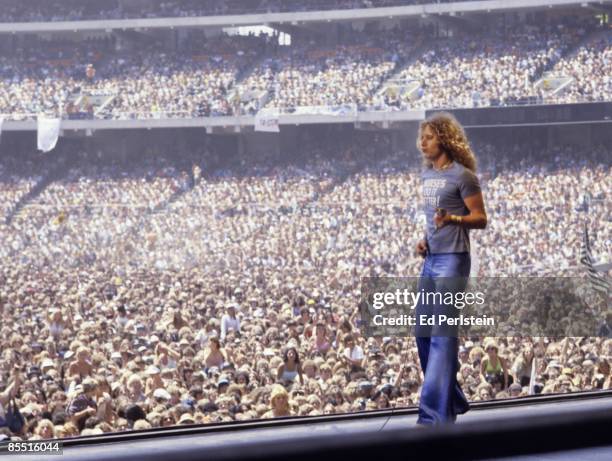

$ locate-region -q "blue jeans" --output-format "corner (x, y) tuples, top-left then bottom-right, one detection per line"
(416, 252), (471, 425)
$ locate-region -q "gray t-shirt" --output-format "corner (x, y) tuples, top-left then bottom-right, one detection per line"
(422, 161), (481, 254)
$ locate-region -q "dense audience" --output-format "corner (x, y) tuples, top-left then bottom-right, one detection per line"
(239, 44), (401, 113)
(0, 131), (610, 441)
(96, 55), (235, 120)
(0, 150), (47, 221)
(0, 34), (271, 121)
(1, 20), (610, 121)
(538, 32), (612, 104)
(213, 27), (423, 114)
(384, 22), (592, 109)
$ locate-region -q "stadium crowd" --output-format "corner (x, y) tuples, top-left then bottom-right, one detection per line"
(384, 21), (591, 109)
(1, 20), (610, 121)
(538, 31), (612, 104)
(0, 150), (46, 223)
(0, 34), (272, 121)
(236, 27), (422, 114)
(0, 131), (610, 441)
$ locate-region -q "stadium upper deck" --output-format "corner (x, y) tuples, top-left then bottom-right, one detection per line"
(0, 0), (609, 32)
(1, 14), (609, 125)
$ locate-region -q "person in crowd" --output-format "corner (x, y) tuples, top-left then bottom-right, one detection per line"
(511, 345), (535, 388)
(342, 335), (365, 379)
(220, 304), (241, 342)
(277, 347), (304, 386)
(480, 340), (510, 391)
(311, 322), (332, 355)
(263, 385), (291, 418)
(205, 337), (226, 370)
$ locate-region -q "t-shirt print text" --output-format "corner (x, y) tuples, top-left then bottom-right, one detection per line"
(423, 178), (447, 207)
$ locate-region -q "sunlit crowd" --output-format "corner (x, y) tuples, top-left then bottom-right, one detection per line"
(0, 132), (609, 441)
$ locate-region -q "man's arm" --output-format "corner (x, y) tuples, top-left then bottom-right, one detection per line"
(439, 192), (487, 229)
(460, 192), (487, 229)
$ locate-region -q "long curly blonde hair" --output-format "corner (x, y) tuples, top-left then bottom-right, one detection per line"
(417, 112), (477, 173)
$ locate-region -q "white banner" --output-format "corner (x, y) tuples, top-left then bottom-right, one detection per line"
(254, 111), (279, 133)
(0, 116), (4, 144)
(290, 104), (357, 116)
(37, 117), (61, 153)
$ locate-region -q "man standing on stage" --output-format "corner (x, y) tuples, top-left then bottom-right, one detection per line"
(414, 112), (488, 425)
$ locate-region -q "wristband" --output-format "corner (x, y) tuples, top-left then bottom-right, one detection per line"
(451, 215), (463, 224)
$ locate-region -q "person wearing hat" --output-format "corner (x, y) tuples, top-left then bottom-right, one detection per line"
(145, 366), (164, 395)
(217, 376), (230, 394)
(153, 388), (172, 403)
(40, 358), (56, 374)
(413, 112), (487, 426)
(110, 351), (123, 368)
(178, 413), (195, 425)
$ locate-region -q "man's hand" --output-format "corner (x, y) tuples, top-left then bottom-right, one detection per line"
(415, 239), (428, 257)
(433, 209), (450, 229)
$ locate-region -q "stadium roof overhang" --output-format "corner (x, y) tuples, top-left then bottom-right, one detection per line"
(3, 102), (612, 133)
(0, 0), (609, 34)
(0, 110), (425, 132)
